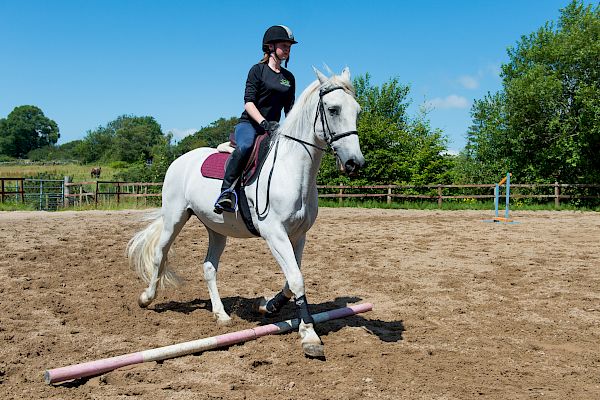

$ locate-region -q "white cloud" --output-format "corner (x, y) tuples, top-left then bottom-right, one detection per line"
(441, 149), (460, 156)
(457, 63), (502, 89)
(424, 95), (469, 110)
(457, 75), (479, 89)
(168, 128), (197, 141)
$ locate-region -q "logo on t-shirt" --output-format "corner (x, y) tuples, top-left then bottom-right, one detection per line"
(279, 78), (291, 87)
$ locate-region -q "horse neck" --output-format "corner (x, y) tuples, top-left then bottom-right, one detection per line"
(277, 135), (324, 186)
(276, 94), (325, 187)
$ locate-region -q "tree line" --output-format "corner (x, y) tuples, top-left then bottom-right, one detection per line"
(1, 1), (598, 187)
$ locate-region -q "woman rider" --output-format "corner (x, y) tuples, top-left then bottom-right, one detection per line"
(214, 25), (297, 213)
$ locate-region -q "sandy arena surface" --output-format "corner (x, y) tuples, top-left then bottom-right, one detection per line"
(0, 208), (599, 399)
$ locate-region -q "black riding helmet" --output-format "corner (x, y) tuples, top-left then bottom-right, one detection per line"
(262, 25), (298, 53)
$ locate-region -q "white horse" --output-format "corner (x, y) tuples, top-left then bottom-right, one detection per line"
(127, 67), (365, 358)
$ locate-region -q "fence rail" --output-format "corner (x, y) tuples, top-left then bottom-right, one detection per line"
(0, 177), (25, 203)
(316, 183), (600, 207)
(3, 178), (600, 209)
(64, 180), (163, 207)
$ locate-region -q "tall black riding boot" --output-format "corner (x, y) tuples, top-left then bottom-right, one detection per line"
(214, 150), (246, 213)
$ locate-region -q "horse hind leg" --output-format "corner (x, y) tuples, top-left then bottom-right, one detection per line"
(129, 208), (190, 308)
(203, 229), (231, 324)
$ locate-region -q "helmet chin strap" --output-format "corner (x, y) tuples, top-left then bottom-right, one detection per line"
(270, 49), (289, 68)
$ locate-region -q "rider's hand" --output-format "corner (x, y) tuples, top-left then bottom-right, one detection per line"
(260, 120), (279, 133)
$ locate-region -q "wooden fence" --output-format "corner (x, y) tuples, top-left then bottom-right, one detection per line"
(63, 180), (162, 207)
(0, 177), (25, 203)
(3, 178), (599, 209)
(317, 183), (600, 208)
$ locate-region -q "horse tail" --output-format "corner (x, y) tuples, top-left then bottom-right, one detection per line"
(127, 210), (182, 289)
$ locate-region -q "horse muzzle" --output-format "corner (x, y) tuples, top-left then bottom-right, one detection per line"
(337, 155), (365, 177)
(346, 158), (363, 176)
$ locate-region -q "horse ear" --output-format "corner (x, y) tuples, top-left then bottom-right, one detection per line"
(341, 67), (351, 81)
(313, 67), (328, 84)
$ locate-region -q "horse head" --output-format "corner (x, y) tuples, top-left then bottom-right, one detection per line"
(313, 67), (365, 176)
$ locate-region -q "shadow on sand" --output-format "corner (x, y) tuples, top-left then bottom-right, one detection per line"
(52, 296), (403, 387)
(152, 295), (404, 344)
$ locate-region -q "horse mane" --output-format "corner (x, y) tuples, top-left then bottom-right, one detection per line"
(278, 72), (355, 147)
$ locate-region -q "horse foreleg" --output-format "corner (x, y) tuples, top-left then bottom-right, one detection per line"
(257, 235), (304, 314)
(264, 232), (324, 358)
(203, 229), (230, 324)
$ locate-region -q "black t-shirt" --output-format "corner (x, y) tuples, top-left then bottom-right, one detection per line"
(239, 63), (295, 126)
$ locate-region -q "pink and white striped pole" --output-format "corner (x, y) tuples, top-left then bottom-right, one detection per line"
(44, 302), (373, 384)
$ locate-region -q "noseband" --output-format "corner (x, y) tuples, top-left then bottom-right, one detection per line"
(282, 85), (359, 152)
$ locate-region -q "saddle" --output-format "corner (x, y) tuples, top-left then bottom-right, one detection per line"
(200, 132), (273, 237)
(200, 131), (271, 186)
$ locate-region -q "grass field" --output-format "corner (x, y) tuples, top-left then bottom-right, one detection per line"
(0, 163), (119, 181)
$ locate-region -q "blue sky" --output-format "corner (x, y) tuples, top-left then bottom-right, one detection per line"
(0, 0), (581, 153)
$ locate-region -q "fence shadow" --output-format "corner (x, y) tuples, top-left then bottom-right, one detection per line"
(152, 295), (404, 344)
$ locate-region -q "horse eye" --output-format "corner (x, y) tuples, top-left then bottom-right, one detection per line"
(328, 107), (339, 116)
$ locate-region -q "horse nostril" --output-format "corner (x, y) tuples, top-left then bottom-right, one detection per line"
(345, 159), (360, 176)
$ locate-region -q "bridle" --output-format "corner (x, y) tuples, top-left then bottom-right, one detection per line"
(282, 85), (359, 152)
(256, 85), (359, 219)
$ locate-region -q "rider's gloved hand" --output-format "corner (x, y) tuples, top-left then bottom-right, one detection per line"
(260, 120), (279, 134)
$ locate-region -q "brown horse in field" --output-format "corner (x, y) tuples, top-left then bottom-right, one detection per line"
(91, 167), (101, 179)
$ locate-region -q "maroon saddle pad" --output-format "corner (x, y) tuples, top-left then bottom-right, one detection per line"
(199, 132), (271, 182)
(200, 153), (230, 180)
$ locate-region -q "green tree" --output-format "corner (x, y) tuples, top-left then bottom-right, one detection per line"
(0, 105), (59, 158)
(74, 125), (115, 163)
(455, 92), (510, 183)
(461, 0), (600, 183)
(318, 74), (452, 185)
(27, 140), (85, 162)
(110, 116), (164, 163)
(76, 115), (167, 164)
(175, 117), (237, 155)
(114, 131), (176, 182)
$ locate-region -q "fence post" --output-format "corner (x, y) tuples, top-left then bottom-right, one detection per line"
(38, 180), (43, 210)
(494, 184), (499, 218)
(95, 181), (99, 208)
(387, 186), (392, 205)
(63, 176), (71, 208)
(1, 178), (4, 203)
(19, 178), (24, 203)
(554, 181), (560, 208)
(338, 183), (343, 204)
(437, 185), (442, 208)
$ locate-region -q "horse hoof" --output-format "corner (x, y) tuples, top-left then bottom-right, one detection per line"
(214, 315), (232, 326)
(253, 297), (269, 315)
(303, 343), (325, 359)
(138, 292), (152, 308)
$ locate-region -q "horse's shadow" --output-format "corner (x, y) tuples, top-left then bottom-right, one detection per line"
(152, 295), (404, 343)
(53, 296), (402, 388)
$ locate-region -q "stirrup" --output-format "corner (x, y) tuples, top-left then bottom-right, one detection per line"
(213, 189), (238, 214)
